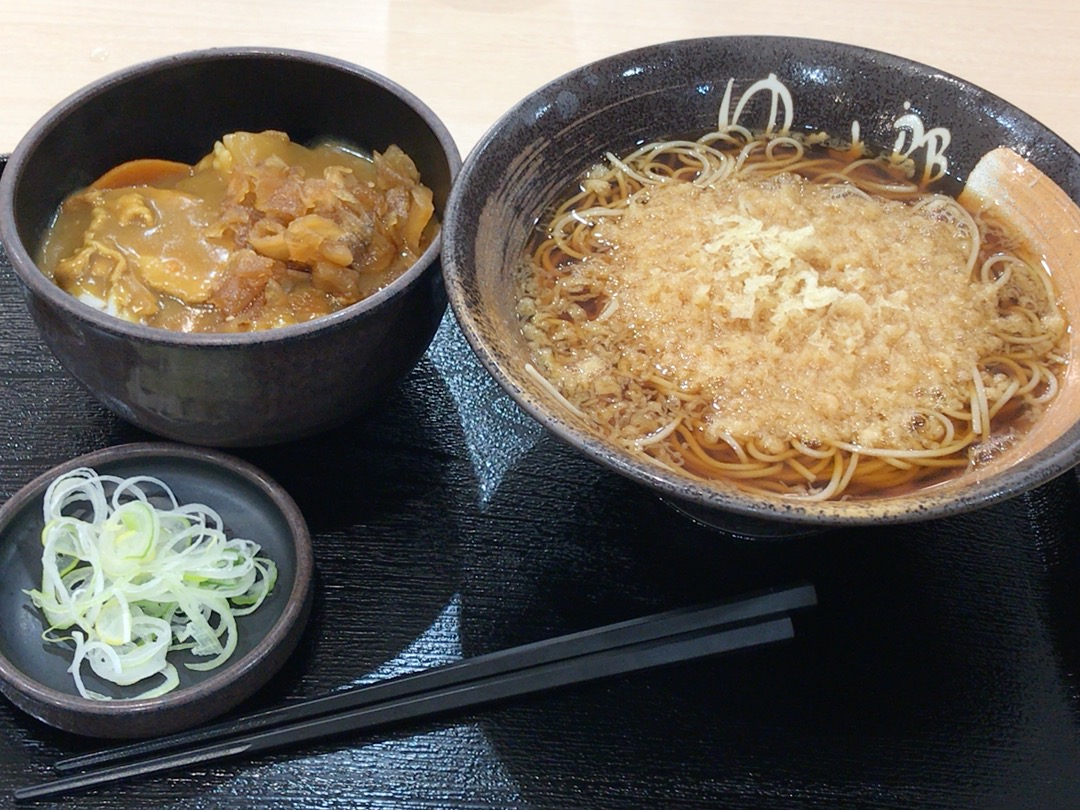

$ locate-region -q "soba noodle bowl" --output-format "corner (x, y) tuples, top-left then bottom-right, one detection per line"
(515, 109), (1068, 502)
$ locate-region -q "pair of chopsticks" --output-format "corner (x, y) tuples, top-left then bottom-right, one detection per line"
(15, 582), (816, 802)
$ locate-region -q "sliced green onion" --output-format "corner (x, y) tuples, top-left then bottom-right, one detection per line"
(24, 467), (277, 700)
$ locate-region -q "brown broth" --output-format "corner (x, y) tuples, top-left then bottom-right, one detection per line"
(516, 136), (1068, 501)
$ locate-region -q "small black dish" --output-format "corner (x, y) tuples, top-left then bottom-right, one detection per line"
(0, 442), (314, 738)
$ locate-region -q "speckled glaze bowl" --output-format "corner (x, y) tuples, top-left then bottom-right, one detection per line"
(0, 442), (313, 738)
(442, 36), (1080, 535)
(0, 48), (460, 447)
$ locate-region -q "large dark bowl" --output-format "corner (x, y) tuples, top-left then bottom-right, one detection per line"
(0, 48), (461, 447)
(442, 36), (1080, 535)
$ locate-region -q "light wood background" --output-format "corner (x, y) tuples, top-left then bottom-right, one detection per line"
(2, 0), (1079, 157)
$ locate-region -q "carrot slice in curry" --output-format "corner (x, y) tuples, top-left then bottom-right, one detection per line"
(90, 158), (193, 190)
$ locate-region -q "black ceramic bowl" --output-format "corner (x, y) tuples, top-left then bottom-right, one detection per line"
(0, 48), (461, 447)
(0, 443), (313, 738)
(442, 36), (1080, 535)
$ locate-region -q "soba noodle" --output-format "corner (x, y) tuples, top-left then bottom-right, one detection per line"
(516, 123), (1067, 501)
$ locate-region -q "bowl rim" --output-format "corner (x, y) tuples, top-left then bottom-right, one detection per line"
(0, 45), (462, 347)
(442, 34), (1080, 527)
(0, 441), (314, 725)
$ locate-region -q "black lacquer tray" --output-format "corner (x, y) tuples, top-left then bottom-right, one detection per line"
(2, 156), (1080, 809)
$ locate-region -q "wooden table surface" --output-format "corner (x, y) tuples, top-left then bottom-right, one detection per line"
(2, 0), (1079, 157)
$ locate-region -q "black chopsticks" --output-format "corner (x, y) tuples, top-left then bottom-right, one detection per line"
(15, 582), (816, 802)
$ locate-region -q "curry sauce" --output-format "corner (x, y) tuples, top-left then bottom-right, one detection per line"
(38, 130), (437, 332)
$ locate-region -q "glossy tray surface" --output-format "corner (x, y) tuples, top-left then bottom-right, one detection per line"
(1, 156), (1079, 808)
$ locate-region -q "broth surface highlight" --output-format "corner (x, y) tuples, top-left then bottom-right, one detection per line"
(516, 133), (1068, 501)
(38, 130), (437, 332)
